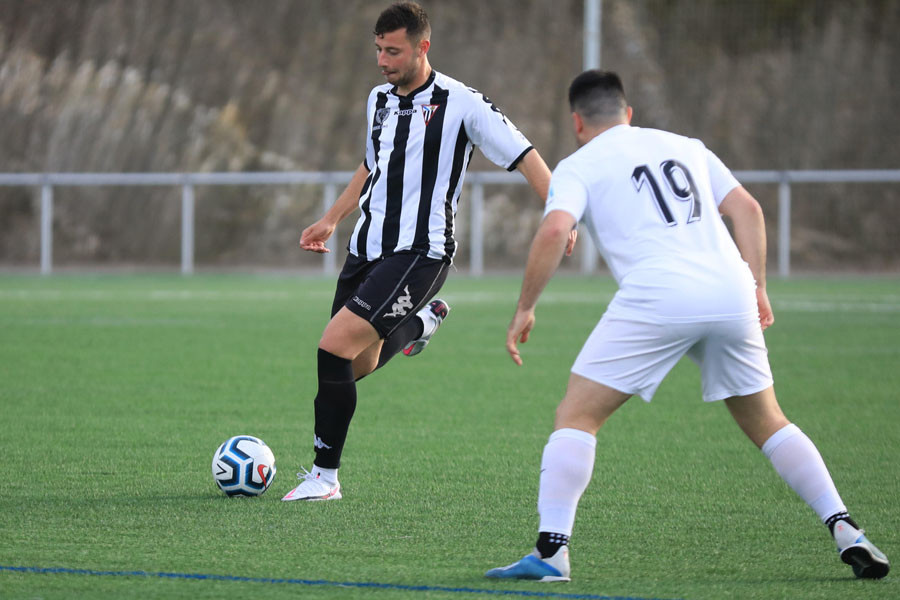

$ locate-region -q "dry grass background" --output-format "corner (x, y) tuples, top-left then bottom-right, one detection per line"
(1, 0), (898, 270)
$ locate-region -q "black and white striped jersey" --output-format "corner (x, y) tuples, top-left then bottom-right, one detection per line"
(348, 70), (533, 262)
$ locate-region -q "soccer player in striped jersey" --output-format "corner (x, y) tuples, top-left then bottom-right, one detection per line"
(282, 2), (574, 502)
(485, 70), (889, 581)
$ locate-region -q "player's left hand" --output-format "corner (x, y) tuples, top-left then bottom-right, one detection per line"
(506, 308), (535, 366)
(565, 229), (578, 256)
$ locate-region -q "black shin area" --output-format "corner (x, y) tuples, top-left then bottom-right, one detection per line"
(312, 348), (357, 469)
(374, 317), (423, 371)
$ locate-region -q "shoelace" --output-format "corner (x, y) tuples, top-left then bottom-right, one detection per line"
(295, 466), (315, 481)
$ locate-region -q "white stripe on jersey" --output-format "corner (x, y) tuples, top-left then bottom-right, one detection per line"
(349, 70), (532, 262)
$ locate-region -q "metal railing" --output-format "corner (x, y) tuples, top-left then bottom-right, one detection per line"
(1, 170), (899, 277)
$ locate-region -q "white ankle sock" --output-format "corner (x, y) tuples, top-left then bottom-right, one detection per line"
(761, 423), (847, 522)
(537, 428), (597, 536)
(312, 465), (338, 485)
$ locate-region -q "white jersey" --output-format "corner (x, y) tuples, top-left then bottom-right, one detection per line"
(349, 70), (533, 262)
(546, 124), (757, 323)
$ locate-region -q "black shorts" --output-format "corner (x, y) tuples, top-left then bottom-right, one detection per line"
(331, 251), (449, 339)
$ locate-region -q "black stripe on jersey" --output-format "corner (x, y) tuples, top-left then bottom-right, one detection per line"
(506, 146), (534, 172)
(382, 95), (414, 255)
(412, 85), (449, 253)
(356, 92), (389, 257)
(443, 123), (471, 259)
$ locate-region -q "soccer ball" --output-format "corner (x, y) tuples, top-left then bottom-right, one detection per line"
(212, 435), (276, 497)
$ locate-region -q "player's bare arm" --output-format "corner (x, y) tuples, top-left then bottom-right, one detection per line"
(300, 162), (370, 253)
(516, 150), (577, 256)
(507, 209), (577, 365)
(718, 185), (774, 329)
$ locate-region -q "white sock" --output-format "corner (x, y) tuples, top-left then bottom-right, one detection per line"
(312, 465), (338, 485)
(761, 423), (847, 522)
(537, 428), (597, 536)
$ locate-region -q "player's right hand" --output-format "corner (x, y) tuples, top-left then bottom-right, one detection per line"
(756, 287), (774, 330)
(506, 308), (535, 366)
(299, 220), (335, 253)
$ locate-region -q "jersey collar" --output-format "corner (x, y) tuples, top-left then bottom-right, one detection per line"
(391, 69), (436, 99)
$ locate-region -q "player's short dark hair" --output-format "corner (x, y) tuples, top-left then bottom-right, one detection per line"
(568, 70), (628, 125)
(374, 2), (431, 43)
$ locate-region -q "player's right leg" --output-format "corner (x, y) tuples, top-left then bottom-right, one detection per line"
(486, 375), (630, 582)
(725, 388), (890, 579)
(282, 307), (381, 502)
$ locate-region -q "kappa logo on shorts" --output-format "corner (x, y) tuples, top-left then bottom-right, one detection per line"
(383, 285), (414, 318)
(352, 296), (372, 311)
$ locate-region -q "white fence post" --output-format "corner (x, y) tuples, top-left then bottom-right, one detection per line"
(470, 182), (484, 277)
(181, 183), (195, 275)
(778, 176), (791, 278)
(580, 0), (601, 275)
(579, 227), (597, 273)
(40, 183), (53, 275)
(323, 183), (337, 276)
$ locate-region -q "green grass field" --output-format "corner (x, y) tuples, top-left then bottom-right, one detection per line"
(0, 273), (898, 600)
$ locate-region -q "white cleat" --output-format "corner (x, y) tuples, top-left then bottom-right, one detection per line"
(281, 467), (342, 502)
(485, 546), (571, 582)
(833, 519), (890, 579)
(403, 299), (450, 357)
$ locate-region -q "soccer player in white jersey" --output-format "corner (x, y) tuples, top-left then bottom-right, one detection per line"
(282, 2), (574, 502)
(485, 70), (889, 582)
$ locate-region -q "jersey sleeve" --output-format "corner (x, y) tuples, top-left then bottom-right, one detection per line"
(706, 149), (740, 205)
(363, 90), (378, 172)
(544, 160), (588, 221)
(463, 89), (533, 171)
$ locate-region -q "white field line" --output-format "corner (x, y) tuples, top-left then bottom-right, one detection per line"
(0, 289), (302, 301)
(9, 316), (226, 327)
(1, 289), (899, 313)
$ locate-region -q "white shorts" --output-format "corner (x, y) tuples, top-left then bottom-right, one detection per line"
(571, 316), (774, 402)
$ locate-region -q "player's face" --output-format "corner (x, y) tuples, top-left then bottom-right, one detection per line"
(375, 29), (423, 88)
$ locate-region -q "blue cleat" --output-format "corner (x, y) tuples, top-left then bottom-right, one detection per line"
(485, 547), (571, 582)
(833, 519), (890, 579)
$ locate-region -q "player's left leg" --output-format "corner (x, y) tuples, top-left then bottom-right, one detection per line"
(486, 374), (630, 582)
(488, 318), (694, 582)
(351, 339), (384, 380)
(352, 254), (450, 379)
(356, 298), (451, 379)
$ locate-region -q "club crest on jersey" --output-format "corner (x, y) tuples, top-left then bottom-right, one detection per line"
(421, 104), (441, 126)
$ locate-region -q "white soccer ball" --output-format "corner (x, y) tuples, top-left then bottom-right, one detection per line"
(212, 435), (276, 497)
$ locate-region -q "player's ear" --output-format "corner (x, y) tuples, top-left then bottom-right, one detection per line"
(625, 106), (633, 124)
(572, 112), (584, 135)
(418, 38), (430, 55)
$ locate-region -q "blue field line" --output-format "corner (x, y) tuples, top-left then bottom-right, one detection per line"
(0, 565), (680, 600)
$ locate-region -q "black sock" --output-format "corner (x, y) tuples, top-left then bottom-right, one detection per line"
(825, 511), (857, 537)
(536, 531), (569, 559)
(374, 317), (423, 371)
(312, 348), (357, 469)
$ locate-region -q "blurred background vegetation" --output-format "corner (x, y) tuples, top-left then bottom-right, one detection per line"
(1, 0), (898, 271)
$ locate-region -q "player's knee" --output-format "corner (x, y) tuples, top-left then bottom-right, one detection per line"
(554, 399), (601, 434)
